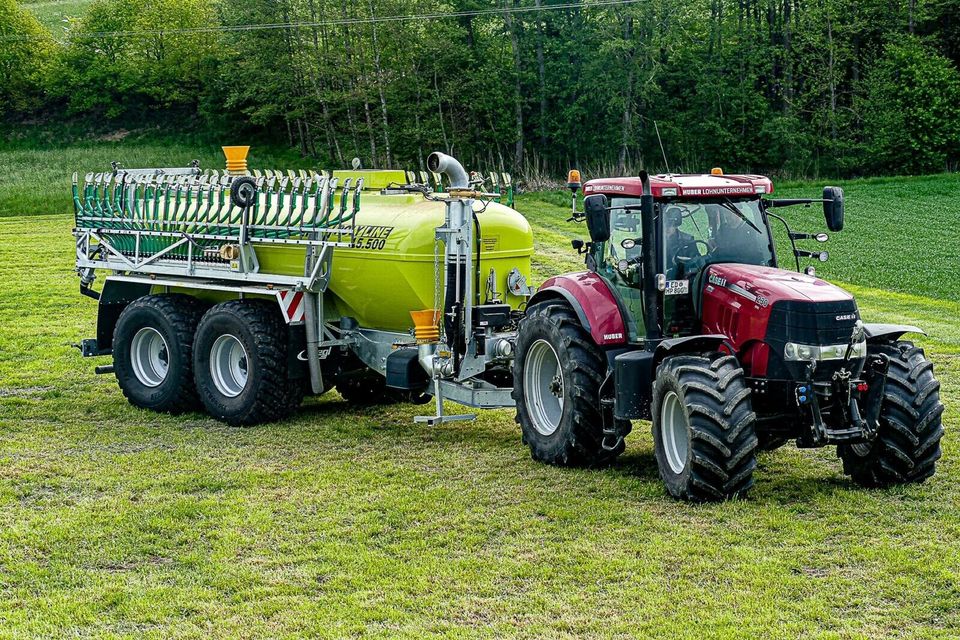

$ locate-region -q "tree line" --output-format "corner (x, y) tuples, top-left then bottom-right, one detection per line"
(3, 0), (960, 180)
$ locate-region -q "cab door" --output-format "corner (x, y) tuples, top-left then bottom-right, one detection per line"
(595, 198), (646, 343)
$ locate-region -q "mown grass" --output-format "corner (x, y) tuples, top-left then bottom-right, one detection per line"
(0, 173), (958, 636)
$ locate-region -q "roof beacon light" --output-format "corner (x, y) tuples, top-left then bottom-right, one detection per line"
(567, 169), (582, 192)
(711, 167), (723, 176)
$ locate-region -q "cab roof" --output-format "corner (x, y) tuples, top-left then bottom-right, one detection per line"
(583, 173), (774, 199)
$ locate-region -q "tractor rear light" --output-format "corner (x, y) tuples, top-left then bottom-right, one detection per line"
(857, 382), (869, 392)
(784, 340), (867, 362)
(656, 273), (667, 291)
(754, 185), (766, 194)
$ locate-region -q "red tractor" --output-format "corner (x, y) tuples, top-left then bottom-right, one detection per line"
(512, 169), (944, 501)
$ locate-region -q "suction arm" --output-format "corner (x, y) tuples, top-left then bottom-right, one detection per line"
(426, 152), (469, 189)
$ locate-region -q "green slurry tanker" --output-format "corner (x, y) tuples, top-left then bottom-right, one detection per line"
(73, 148), (534, 426)
(74, 147), (944, 502)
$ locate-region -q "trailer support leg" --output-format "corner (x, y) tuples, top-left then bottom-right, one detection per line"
(302, 291), (324, 394)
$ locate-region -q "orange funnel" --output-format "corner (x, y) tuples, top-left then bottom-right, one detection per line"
(410, 309), (440, 344)
(222, 145), (250, 175)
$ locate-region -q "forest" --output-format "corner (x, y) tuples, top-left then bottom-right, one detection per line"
(2, 0), (960, 179)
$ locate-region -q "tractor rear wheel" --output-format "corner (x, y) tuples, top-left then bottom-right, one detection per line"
(838, 341), (944, 487)
(512, 301), (630, 467)
(651, 354), (758, 502)
(112, 294), (204, 414)
(193, 300), (303, 426)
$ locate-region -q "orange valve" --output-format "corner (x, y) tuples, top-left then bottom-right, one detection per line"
(410, 309), (440, 344)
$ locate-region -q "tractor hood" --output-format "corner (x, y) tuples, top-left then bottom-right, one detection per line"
(704, 263), (853, 307)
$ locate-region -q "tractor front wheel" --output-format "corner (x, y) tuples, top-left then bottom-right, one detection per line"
(651, 354), (758, 502)
(837, 341), (944, 487)
(512, 301), (630, 467)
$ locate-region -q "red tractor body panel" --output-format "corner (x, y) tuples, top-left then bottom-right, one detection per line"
(538, 273), (628, 346)
(699, 263), (855, 376)
(583, 173), (774, 199)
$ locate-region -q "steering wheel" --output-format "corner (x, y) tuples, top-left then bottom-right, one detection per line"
(675, 240), (711, 263)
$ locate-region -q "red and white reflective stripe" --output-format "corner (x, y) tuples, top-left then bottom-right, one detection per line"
(276, 290), (305, 323)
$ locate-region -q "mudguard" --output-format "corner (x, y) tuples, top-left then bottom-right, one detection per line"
(654, 334), (730, 366)
(863, 323), (926, 343)
(529, 273), (627, 346)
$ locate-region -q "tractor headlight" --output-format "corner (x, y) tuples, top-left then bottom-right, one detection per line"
(784, 340), (866, 361)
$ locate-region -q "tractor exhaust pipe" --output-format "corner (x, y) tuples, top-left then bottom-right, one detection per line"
(427, 152), (469, 189)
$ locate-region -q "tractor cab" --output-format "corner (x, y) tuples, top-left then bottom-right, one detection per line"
(581, 172), (780, 342)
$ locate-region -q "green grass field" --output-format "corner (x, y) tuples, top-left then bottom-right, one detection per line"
(21, 0), (93, 32)
(0, 147), (959, 637)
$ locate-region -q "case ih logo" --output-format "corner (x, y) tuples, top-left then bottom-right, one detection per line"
(681, 186), (755, 196)
(708, 274), (727, 287)
(836, 313), (857, 321)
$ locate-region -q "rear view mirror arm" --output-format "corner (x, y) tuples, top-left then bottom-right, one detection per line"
(766, 211), (802, 272)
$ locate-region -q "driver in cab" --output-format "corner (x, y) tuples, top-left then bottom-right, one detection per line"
(664, 206), (699, 278)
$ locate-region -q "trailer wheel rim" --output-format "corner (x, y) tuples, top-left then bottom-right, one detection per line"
(661, 391), (689, 474)
(130, 327), (169, 388)
(524, 339), (564, 436)
(210, 334), (249, 398)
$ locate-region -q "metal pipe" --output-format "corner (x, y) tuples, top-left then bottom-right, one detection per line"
(302, 292), (324, 394)
(426, 152), (469, 189)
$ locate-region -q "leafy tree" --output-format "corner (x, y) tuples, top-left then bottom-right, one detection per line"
(859, 37), (960, 174)
(55, 0), (221, 119)
(0, 0), (56, 116)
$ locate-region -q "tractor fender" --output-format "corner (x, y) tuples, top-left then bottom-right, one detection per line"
(863, 323), (926, 343)
(654, 334), (731, 369)
(528, 273), (628, 346)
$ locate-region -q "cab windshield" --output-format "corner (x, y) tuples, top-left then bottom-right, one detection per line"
(660, 198), (774, 278)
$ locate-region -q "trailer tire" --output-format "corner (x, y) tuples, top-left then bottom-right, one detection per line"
(838, 342), (944, 487)
(651, 354), (758, 502)
(513, 301), (630, 467)
(193, 300), (303, 426)
(112, 294), (203, 414)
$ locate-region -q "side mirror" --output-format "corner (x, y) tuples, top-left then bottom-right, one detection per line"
(823, 186), (844, 232)
(583, 194), (610, 243)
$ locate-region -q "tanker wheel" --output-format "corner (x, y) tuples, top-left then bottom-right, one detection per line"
(193, 300), (303, 426)
(512, 301), (631, 467)
(651, 353), (758, 502)
(837, 341), (944, 487)
(112, 294), (204, 414)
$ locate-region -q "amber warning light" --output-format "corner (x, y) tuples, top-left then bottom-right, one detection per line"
(567, 169), (582, 192)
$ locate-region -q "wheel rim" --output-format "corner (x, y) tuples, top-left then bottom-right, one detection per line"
(523, 339), (564, 436)
(130, 327), (169, 388)
(209, 334), (249, 398)
(660, 391), (689, 474)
